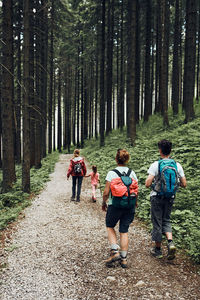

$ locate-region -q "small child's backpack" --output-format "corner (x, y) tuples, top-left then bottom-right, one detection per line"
(73, 161), (82, 175)
(155, 159), (179, 198)
(110, 169), (138, 209)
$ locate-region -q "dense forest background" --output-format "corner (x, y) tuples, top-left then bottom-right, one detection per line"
(0, 0), (199, 193)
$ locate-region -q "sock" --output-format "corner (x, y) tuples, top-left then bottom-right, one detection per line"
(120, 250), (127, 258)
(168, 239), (172, 243)
(111, 244), (119, 252)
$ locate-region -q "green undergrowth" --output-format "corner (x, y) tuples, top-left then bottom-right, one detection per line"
(0, 151), (59, 231)
(83, 106), (200, 263)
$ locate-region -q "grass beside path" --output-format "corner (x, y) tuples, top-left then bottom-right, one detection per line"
(0, 151), (59, 231)
(82, 109), (200, 264)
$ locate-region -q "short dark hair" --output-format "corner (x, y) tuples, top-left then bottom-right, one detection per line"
(158, 139), (172, 155)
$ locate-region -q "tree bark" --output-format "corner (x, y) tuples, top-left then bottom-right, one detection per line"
(144, 0), (152, 122)
(1, 0), (16, 191)
(126, 0), (136, 145)
(172, 0), (180, 115)
(100, 0), (105, 146)
(183, 0), (197, 122)
(22, 0), (30, 192)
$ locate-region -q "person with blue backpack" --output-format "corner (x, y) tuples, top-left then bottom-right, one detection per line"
(145, 139), (186, 260)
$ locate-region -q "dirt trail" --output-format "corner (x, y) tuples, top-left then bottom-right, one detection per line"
(0, 154), (199, 300)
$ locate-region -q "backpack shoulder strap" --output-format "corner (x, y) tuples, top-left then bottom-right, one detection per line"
(112, 169), (122, 177)
(126, 168), (132, 177)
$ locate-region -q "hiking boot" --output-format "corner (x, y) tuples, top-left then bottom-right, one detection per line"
(92, 196), (96, 203)
(120, 256), (128, 269)
(71, 196), (75, 201)
(105, 250), (121, 267)
(167, 241), (176, 260)
(150, 247), (163, 259)
(76, 198), (80, 202)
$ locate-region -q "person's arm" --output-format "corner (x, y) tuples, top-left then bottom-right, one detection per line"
(84, 174), (91, 178)
(82, 160), (87, 176)
(145, 174), (155, 188)
(102, 181), (110, 211)
(180, 176), (187, 188)
(67, 160), (73, 178)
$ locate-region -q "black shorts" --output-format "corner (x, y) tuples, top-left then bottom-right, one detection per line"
(106, 205), (135, 233)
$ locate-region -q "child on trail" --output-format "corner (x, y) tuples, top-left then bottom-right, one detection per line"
(85, 165), (100, 202)
(145, 139), (186, 260)
(102, 149), (138, 269)
(67, 149), (87, 202)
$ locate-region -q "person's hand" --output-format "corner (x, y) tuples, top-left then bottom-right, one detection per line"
(102, 201), (107, 212)
(67, 175), (69, 180)
(135, 201), (138, 208)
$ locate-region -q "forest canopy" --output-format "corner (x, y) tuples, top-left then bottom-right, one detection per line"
(0, 0), (199, 192)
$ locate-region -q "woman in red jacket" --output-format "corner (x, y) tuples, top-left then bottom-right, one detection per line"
(67, 149), (87, 202)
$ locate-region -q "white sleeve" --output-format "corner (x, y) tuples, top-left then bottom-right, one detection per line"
(105, 171), (113, 182)
(177, 162), (185, 178)
(131, 170), (138, 181)
(148, 161), (159, 176)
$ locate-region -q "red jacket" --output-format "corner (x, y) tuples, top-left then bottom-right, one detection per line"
(67, 157), (87, 177)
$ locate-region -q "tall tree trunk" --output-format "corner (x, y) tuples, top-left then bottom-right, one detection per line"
(83, 66), (88, 140)
(135, 0), (140, 123)
(126, 0), (136, 145)
(172, 0), (180, 115)
(100, 0), (105, 146)
(35, 0), (42, 168)
(48, 0), (54, 153)
(77, 48), (80, 146)
(106, 0), (113, 134)
(155, 0), (162, 113)
(29, 0), (35, 167)
(57, 68), (62, 152)
(159, 0), (169, 126)
(196, 8), (200, 102)
(119, 0), (125, 129)
(2, 0), (16, 191)
(144, 0), (152, 122)
(16, 0), (22, 164)
(95, 50), (99, 139)
(22, 0), (30, 192)
(41, 0), (48, 158)
(183, 0), (197, 122)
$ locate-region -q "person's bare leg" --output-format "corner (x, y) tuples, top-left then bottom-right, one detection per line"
(120, 232), (128, 251)
(120, 232), (128, 268)
(105, 227), (120, 266)
(107, 227), (117, 245)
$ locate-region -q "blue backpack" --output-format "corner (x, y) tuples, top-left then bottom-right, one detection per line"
(157, 159), (179, 198)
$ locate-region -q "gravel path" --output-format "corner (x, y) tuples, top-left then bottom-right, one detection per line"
(0, 154), (199, 300)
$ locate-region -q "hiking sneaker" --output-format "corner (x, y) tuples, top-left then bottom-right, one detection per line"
(92, 197), (96, 203)
(167, 241), (176, 260)
(120, 256), (128, 269)
(105, 250), (121, 267)
(150, 247), (163, 259)
(71, 196), (75, 201)
(76, 198), (80, 202)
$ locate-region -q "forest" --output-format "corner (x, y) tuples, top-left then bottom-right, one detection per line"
(0, 0), (200, 263)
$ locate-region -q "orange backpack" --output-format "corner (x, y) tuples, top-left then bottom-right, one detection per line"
(110, 169), (138, 209)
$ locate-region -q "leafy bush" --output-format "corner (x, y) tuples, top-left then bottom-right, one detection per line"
(83, 110), (200, 263)
(0, 151), (59, 230)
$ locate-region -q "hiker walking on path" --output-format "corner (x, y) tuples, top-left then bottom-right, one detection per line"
(145, 139), (187, 260)
(67, 149), (87, 202)
(102, 149), (138, 268)
(85, 165), (100, 202)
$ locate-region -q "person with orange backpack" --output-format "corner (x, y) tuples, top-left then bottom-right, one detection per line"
(67, 149), (87, 202)
(102, 149), (138, 268)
